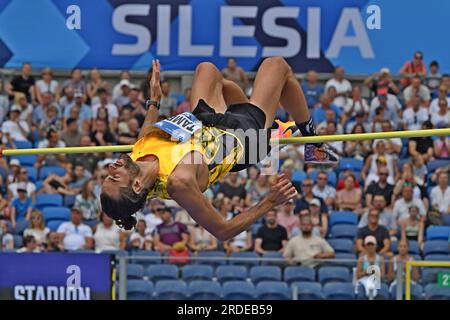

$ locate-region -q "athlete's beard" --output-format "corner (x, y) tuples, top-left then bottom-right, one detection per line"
(120, 153), (141, 179)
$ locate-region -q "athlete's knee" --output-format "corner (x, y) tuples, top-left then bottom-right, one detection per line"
(195, 62), (222, 80)
(261, 56), (290, 71)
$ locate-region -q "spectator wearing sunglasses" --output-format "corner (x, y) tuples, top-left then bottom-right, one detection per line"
(23, 210), (50, 247)
(400, 51), (427, 88)
(312, 171), (336, 211)
(7, 167), (36, 202)
(144, 200), (164, 234)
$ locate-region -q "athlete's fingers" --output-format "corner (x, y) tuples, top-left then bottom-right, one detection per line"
(278, 182), (293, 193)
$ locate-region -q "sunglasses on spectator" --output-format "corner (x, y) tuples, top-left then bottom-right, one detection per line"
(414, 55), (422, 60)
(369, 214), (379, 218)
(318, 177), (327, 180)
(31, 216), (41, 220)
(155, 208), (165, 212)
(379, 173), (388, 176)
(303, 184), (312, 187)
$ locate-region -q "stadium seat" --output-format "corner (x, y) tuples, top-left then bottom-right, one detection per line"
(426, 159), (450, 172)
(63, 195), (76, 208)
(426, 226), (450, 241)
(338, 158), (364, 172)
(357, 282), (389, 300)
(11, 155), (37, 167)
(421, 267), (450, 286)
(260, 251), (285, 266)
(197, 251), (227, 266)
(329, 211), (358, 227)
(318, 267), (351, 284)
(35, 194), (63, 210)
(11, 140), (33, 149)
(424, 254), (450, 261)
(291, 170), (306, 183)
(130, 250), (162, 266)
(425, 284), (450, 300)
(182, 265), (214, 283)
(443, 215), (450, 226)
(39, 166), (67, 180)
(329, 225), (358, 239)
(330, 253), (358, 269)
(284, 266), (316, 284)
(328, 239), (354, 253)
(423, 241), (449, 256)
(249, 266), (282, 284)
(101, 250), (129, 259)
(222, 281), (255, 300)
(23, 166), (37, 182)
(47, 220), (65, 231)
(154, 280), (188, 300)
(146, 264), (179, 282)
(215, 265), (248, 283)
(171, 93), (185, 105)
(42, 207), (71, 223)
(127, 280), (153, 300)
(188, 280), (221, 300)
(252, 223), (262, 237)
(229, 252), (260, 267)
(390, 283), (423, 300)
(256, 281), (290, 300)
(291, 282), (323, 300)
(323, 283), (355, 300)
(127, 263), (144, 279)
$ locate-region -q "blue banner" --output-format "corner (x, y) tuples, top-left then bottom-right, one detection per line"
(0, 0), (448, 73)
(0, 253), (113, 300)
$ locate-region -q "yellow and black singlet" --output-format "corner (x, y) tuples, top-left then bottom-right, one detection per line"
(130, 125), (244, 199)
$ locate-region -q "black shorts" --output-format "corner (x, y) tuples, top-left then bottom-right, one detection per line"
(192, 99), (271, 172)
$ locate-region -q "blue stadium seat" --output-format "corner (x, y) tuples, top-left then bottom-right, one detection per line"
(47, 220), (65, 231)
(323, 283), (355, 300)
(11, 155), (37, 167)
(39, 166), (67, 180)
(35, 180), (45, 191)
(423, 241), (449, 256)
(11, 140), (33, 149)
(292, 170), (307, 183)
(22, 166), (37, 182)
(182, 265), (214, 283)
(256, 281), (290, 300)
(357, 282), (389, 300)
(338, 158), (364, 172)
(154, 280), (188, 300)
(101, 250), (129, 258)
(291, 281), (323, 300)
(171, 93), (185, 105)
(390, 283), (423, 300)
(284, 266), (315, 284)
(146, 264), (179, 282)
(421, 267), (450, 286)
(35, 193), (63, 210)
(261, 251), (285, 266)
(426, 226), (450, 241)
(63, 195), (76, 208)
(215, 265), (247, 283)
(222, 281), (255, 300)
(329, 211), (358, 227)
(426, 159), (450, 172)
(424, 254), (450, 261)
(197, 251), (227, 266)
(328, 239), (354, 253)
(127, 263), (144, 279)
(130, 250), (162, 266)
(318, 267), (351, 284)
(249, 266), (282, 284)
(42, 207), (71, 223)
(329, 225), (358, 239)
(252, 223), (262, 237)
(229, 252), (260, 267)
(330, 253), (358, 270)
(443, 215), (450, 226)
(425, 284), (450, 300)
(127, 280), (153, 300)
(14, 235), (23, 248)
(188, 281), (221, 300)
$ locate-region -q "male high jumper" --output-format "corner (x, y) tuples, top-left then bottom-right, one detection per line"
(101, 57), (338, 240)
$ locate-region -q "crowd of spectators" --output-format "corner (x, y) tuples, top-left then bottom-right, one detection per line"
(0, 53), (449, 287)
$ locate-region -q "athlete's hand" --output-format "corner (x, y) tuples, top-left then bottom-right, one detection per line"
(265, 174), (298, 207)
(150, 59), (162, 101)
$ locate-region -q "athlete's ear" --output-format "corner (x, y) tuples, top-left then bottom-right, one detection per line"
(131, 178), (142, 194)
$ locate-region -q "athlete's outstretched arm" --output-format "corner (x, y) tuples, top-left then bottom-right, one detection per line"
(139, 59), (162, 139)
(167, 168), (297, 241)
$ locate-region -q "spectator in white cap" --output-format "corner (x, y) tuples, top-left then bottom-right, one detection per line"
(7, 159), (21, 183)
(112, 70), (131, 101)
(1, 105), (30, 143)
(127, 219), (153, 250)
(10, 182), (33, 233)
(113, 79), (132, 108)
(356, 235), (385, 298)
(8, 166), (36, 202)
(63, 90), (92, 133)
(364, 67), (400, 98)
(57, 207), (94, 250)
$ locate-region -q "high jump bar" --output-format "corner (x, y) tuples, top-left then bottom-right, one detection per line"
(2, 128), (449, 156)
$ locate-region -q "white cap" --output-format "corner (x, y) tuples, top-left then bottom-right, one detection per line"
(10, 159), (21, 167)
(11, 105), (22, 112)
(310, 198), (321, 207)
(119, 79), (131, 87)
(380, 67), (390, 74)
(99, 158), (114, 169)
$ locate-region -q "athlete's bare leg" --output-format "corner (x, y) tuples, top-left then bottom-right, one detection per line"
(249, 56), (309, 128)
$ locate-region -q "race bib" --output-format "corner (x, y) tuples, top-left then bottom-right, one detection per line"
(153, 112), (202, 142)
